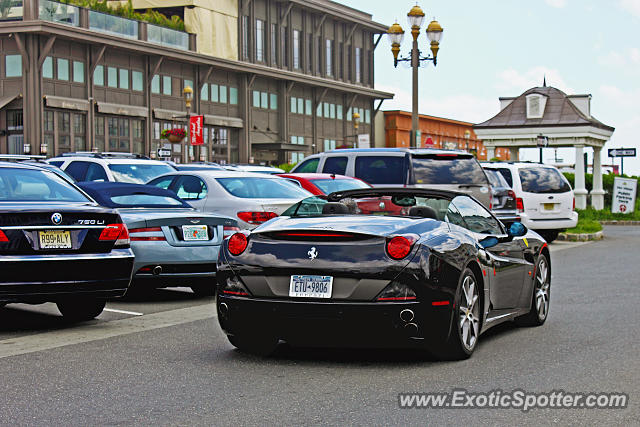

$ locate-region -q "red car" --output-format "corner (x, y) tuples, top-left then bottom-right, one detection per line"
(277, 173), (371, 196)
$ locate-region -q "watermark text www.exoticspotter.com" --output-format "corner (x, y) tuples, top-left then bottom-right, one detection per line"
(398, 389), (628, 412)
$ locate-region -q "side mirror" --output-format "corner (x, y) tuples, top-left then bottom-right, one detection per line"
(479, 236), (499, 249)
(508, 222), (527, 237)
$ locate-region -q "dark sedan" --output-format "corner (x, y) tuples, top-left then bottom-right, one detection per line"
(0, 162), (134, 321)
(216, 188), (550, 360)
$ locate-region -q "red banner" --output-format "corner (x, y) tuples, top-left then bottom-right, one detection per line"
(190, 115), (204, 145)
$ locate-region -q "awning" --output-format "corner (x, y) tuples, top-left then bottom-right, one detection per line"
(203, 114), (243, 128)
(44, 95), (89, 111)
(251, 142), (311, 151)
(97, 102), (148, 118)
(153, 108), (188, 121)
(0, 93), (22, 110)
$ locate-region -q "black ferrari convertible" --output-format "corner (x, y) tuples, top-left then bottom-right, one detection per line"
(216, 188), (550, 360)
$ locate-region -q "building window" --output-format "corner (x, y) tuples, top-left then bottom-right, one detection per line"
(95, 116), (105, 152)
(293, 30), (300, 69)
(132, 119), (144, 154)
(229, 87), (238, 105)
(347, 48), (352, 81)
(290, 97), (297, 113)
(297, 98), (304, 114)
(44, 110), (54, 154)
(329, 103), (336, 119)
(58, 112), (71, 152)
(337, 105), (343, 120)
(153, 121), (160, 139)
(270, 93), (278, 110)
(241, 16), (249, 60)
(107, 66), (117, 88)
(305, 99), (312, 115)
(317, 103), (322, 117)
(253, 91), (261, 108)
(220, 85), (228, 103)
(201, 83), (209, 101)
(307, 34), (313, 73)
(184, 79), (193, 91)
(324, 102), (330, 118)
(271, 23), (278, 65)
(119, 68), (129, 89)
(57, 58), (69, 81)
(5, 55), (22, 78)
(260, 92), (268, 109)
(73, 61), (84, 83)
(316, 36), (322, 75)
(290, 135), (305, 145)
(291, 152), (305, 163)
(162, 76), (172, 96)
(323, 139), (336, 151)
(43, 56), (54, 79)
(347, 107), (352, 121)
(355, 47), (362, 83)
(255, 19), (265, 62)
(108, 117), (130, 152)
(339, 43), (344, 79)
(281, 26), (288, 67)
(325, 39), (333, 76)
(73, 114), (86, 151)
(132, 71), (143, 91)
(93, 65), (104, 86)
(365, 109), (371, 124)
(151, 75), (160, 93)
(211, 84), (219, 102)
(7, 110), (23, 130)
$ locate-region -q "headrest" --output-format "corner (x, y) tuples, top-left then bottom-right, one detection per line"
(322, 202), (349, 215)
(182, 177), (203, 194)
(409, 205), (438, 219)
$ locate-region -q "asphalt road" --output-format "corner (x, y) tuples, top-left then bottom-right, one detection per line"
(0, 227), (638, 425)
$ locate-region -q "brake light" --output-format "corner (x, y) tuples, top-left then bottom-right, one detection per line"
(516, 197), (524, 212)
(129, 227), (166, 241)
(489, 187), (493, 210)
(386, 234), (418, 260)
(573, 197), (575, 210)
(223, 225), (241, 239)
(228, 232), (248, 255)
(0, 229), (8, 242)
(237, 211), (278, 225)
(508, 190), (516, 200)
(99, 223), (130, 247)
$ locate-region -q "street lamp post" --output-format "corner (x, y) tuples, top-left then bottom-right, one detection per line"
(388, 5), (443, 148)
(353, 111), (360, 147)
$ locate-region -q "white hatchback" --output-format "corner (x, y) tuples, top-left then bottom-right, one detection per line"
(482, 162), (578, 242)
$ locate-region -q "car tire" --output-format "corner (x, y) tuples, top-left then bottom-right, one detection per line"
(56, 298), (106, 322)
(430, 268), (480, 361)
(227, 334), (279, 357)
(516, 254), (550, 327)
(537, 230), (559, 243)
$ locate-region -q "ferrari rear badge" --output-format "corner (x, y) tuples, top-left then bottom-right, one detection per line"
(308, 247), (318, 260)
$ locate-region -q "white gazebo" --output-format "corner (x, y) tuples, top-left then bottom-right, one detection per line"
(474, 84), (614, 210)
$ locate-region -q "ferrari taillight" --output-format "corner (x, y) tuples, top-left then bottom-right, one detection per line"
(386, 234), (418, 260)
(228, 232), (248, 255)
(99, 223), (130, 247)
(573, 197), (575, 210)
(516, 197), (524, 212)
(129, 227), (166, 241)
(376, 281), (417, 301)
(223, 225), (241, 239)
(0, 229), (8, 242)
(237, 211), (278, 224)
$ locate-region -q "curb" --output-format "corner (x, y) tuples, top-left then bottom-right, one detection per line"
(599, 220), (640, 225)
(557, 230), (604, 242)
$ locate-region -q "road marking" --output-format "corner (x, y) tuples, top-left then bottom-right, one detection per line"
(0, 304), (216, 359)
(103, 308), (144, 316)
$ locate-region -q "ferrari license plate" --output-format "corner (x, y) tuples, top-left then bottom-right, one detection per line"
(38, 230), (71, 249)
(543, 203), (555, 211)
(289, 275), (333, 298)
(182, 225), (209, 241)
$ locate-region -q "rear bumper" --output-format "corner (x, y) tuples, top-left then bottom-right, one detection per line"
(492, 210), (521, 225)
(520, 211), (578, 230)
(131, 242), (218, 285)
(216, 294), (452, 348)
(0, 250), (134, 302)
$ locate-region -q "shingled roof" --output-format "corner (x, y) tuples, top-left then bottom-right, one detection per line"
(474, 86), (614, 131)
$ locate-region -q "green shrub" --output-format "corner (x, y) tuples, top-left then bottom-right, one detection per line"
(277, 163), (296, 173)
(563, 172), (639, 207)
(565, 219), (603, 234)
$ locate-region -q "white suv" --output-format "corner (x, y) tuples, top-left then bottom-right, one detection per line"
(482, 162), (578, 242)
(47, 153), (176, 184)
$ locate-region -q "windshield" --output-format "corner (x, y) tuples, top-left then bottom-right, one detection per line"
(310, 178), (370, 194)
(412, 155), (487, 185)
(0, 168), (90, 202)
(518, 167), (571, 193)
(217, 177), (311, 199)
(108, 164), (175, 184)
(109, 194), (186, 207)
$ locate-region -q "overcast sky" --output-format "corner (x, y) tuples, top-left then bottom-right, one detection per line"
(342, 0), (640, 175)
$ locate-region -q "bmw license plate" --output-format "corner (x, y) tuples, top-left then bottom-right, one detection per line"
(38, 230), (72, 249)
(289, 275), (333, 298)
(182, 225), (209, 241)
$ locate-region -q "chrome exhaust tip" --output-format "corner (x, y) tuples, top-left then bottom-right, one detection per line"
(399, 309), (414, 323)
(219, 302), (229, 319)
(152, 265), (163, 276)
(404, 322), (419, 337)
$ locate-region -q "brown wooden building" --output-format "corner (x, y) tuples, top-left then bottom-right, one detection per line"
(0, 0), (392, 164)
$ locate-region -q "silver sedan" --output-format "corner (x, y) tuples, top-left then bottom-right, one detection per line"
(147, 170), (313, 229)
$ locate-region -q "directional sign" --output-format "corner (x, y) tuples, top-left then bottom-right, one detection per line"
(608, 148), (636, 157)
(157, 148), (172, 158)
(612, 177), (637, 214)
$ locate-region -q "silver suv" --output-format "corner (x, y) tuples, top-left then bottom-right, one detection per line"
(47, 152), (176, 183)
(291, 148), (492, 208)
